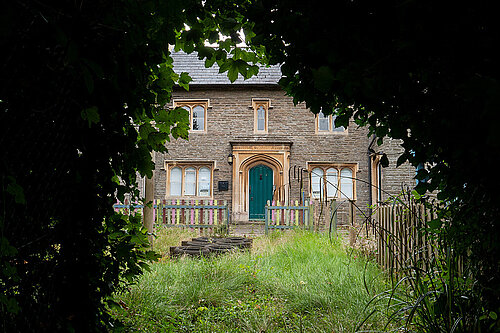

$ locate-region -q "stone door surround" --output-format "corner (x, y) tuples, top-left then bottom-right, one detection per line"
(230, 141), (291, 222)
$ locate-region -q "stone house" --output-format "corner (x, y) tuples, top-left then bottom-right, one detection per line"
(148, 51), (415, 229)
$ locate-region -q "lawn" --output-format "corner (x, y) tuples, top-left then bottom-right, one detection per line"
(110, 229), (393, 332)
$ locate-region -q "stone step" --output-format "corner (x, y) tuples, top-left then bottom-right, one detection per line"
(231, 220), (265, 225)
(229, 222), (266, 236)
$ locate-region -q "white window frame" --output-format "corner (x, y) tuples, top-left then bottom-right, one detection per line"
(170, 167), (183, 196)
(308, 163), (357, 200)
(252, 98), (271, 134)
(315, 110), (347, 134)
(166, 162), (213, 198)
(174, 100), (209, 133)
(311, 168), (324, 199)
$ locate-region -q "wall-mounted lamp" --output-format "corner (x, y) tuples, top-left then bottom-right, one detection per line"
(227, 153), (234, 165)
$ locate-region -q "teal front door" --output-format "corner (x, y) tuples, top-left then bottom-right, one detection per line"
(249, 165), (273, 220)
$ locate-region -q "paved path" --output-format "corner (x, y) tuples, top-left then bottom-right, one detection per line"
(229, 222), (266, 237)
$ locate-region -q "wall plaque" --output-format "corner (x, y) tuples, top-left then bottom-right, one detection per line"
(218, 181), (229, 191)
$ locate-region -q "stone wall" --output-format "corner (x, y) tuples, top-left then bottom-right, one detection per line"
(371, 137), (416, 204)
(150, 84), (414, 227)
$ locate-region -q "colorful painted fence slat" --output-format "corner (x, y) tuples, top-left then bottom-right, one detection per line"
(113, 199), (229, 230)
(264, 200), (312, 234)
(113, 198), (142, 216)
(154, 199), (229, 229)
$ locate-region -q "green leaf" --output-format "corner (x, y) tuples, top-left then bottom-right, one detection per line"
(81, 106), (100, 127)
(82, 66), (94, 94)
(111, 175), (120, 185)
(335, 113), (350, 128)
(427, 218), (442, 230)
(138, 123), (155, 141)
(246, 65), (259, 79)
(396, 153), (408, 167)
(205, 56), (216, 68)
(415, 181), (428, 195)
(6, 177), (25, 204)
(312, 66), (335, 92)
(197, 46), (213, 59)
(219, 59), (232, 73)
(0, 237), (17, 256)
(415, 168), (427, 179)
(380, 153), (389, 168)
(227, 65), (238, 82)
(178, 72), (192, 91)
(489, 311), (498, 320)
(411, 190), (422, 200)
(375, 126), (388, 138)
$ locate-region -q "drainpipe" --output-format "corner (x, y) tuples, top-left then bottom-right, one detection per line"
(367, 135), (377, 216)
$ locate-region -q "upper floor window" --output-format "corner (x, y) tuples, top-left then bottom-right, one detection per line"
(167, 163), (213, 198)
(309, 163), (357, 200)
(174, 100), (209, 132)
(315, 111), (345, 134)
(252, 99), (270, 134)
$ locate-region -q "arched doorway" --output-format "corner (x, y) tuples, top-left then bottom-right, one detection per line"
(249, 164), (273, 220)
(230, 142), (291, 222)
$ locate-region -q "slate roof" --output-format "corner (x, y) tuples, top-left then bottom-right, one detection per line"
(171, 51), (282, 85)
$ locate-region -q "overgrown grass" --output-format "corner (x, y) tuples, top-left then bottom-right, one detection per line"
(110, 230), (394, 332)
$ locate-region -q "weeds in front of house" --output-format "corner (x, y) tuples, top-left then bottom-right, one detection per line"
(353, 190), (500, 332)
(110, 230), (394, 332)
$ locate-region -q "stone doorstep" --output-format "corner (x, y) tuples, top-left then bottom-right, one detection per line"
(231, 220), (266, 225)
(229, 221), (266, 236)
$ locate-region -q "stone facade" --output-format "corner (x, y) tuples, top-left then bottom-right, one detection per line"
(370, 137), (417, 205)
(148, 52), (416, 229)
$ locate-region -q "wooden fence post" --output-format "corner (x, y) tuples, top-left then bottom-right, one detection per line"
(143, 172), (154, 244)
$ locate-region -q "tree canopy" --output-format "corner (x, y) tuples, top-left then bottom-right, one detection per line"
(1, 0), (499, 331)
(1, 0), (192, 330)
(179, 0), (500, 327)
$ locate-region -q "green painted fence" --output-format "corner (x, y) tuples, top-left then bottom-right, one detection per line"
(264, 200), (312, 234)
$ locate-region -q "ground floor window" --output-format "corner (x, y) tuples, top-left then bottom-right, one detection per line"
(309, 163), (357, 200)
(167, 163), (213, 198)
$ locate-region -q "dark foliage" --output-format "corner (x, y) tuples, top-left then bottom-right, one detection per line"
(2, 0), (499, 330)
(237, 0), (500, 328)
(0, 0), (194, 331)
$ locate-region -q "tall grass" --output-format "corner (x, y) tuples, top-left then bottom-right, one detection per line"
(110, 230), (394, 332)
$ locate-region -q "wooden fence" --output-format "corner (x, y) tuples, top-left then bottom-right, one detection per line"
(113, 199), (229, 230)
(264, 200), (312, 234)
(154, 199), (229, 229)
(113, 198), (143, 216)
(375, 203), (437, 272)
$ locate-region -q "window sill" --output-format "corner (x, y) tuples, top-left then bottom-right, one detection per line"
(165, 196), (214, 201)
(310, 197), (356, 201)
(315, 130), (348, 135)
